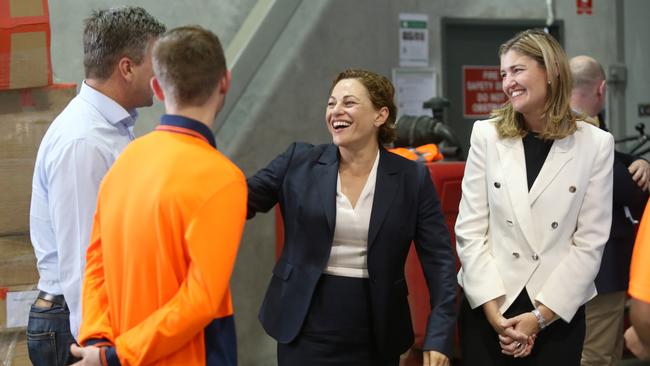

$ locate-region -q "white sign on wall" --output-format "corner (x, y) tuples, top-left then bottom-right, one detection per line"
(6, 290), (38, 328)
(392, 68), (437, 118)
(399, 13), (429, 67)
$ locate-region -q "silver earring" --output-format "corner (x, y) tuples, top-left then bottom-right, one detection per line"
(547, 80), (551, 84)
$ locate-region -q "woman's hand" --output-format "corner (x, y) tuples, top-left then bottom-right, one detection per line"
(483, 300), (509, 335)
(499, 310), (545, 358)
(423, 350), (450, 366)
(502, 312), (540, 341)
(483, 299), (537, 358)
(499, 332), (536, 358)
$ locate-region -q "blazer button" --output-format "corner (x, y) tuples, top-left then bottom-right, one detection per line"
(551, 222), (558, 229)
(532, 254), (539, 261)
(569, 186), (576, 193)
(512, 252), (520, 258)
(494, 182), (501, 188)
(506, 220), (514, 226)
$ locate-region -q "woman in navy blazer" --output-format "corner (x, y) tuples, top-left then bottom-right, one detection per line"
(247, 69), (457, 366)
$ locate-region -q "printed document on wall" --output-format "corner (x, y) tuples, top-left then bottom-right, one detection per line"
(393, 68), (437, 118)
(6, 290), (38, 328)
(399, 13), (429, 67)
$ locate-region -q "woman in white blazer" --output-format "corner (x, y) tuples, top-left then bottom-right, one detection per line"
(455, 29), (614, 365)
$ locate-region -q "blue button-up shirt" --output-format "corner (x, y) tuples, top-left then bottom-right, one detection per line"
(30, 81), (136, 338)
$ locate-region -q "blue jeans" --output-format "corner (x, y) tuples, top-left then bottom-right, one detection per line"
(27, 302), (77, 366)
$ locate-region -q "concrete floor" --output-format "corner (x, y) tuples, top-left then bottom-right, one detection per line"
(400, 349), (650, 366)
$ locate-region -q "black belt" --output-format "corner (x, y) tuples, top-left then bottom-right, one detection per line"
(37, 291), (66, 306)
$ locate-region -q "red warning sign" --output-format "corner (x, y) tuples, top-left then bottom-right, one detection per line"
(463, 66), (507, 118)
(577, 0), (593, 15)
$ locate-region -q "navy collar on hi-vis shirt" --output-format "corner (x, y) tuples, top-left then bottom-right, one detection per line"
(156, 114), (217, 149)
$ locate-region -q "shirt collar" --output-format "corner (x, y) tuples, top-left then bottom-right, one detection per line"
(158, 114), (217, 148)
(78, 81), (138, 128)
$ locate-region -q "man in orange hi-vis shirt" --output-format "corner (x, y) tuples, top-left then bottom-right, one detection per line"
(70, 25), (245, 366)
(624, 203), (650, 360)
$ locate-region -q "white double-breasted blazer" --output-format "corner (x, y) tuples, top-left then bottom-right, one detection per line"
(456, 119), (614, 322)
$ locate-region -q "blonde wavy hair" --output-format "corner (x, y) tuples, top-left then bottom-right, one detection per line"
(492, 29), (577, 140)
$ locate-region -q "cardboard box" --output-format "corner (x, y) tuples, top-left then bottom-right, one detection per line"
(0, 285), (37, 329)
(0, 83), (76, 234)
(0, 235), (38, 332)
(0, 0), (52, 90)
(0, 237), (38, 364)
(0, 235), (37, 288)
(0, 329), (29, 365)
(0, 236), (39, 366)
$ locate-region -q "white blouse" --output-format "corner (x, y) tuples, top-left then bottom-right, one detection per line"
(324, 151), (380, 278)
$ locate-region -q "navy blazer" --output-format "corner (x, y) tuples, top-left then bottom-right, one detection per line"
(247, 143), (457, 358)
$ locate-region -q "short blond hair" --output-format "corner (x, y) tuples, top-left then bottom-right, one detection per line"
(492, 29), (577, 140)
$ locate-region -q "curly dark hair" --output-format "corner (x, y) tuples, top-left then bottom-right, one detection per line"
(331, 69), (398, 145)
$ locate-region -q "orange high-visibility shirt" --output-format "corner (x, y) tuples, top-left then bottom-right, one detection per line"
(630, 203), (650, 303)
(79, 115), (246, 366)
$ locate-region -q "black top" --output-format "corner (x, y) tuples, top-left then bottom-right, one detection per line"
(522, 132), (553, 191)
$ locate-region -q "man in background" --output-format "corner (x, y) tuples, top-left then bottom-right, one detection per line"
(70, 25), (246, 366)
(28, 7), (164, 365)
(570, 55), (650, 366)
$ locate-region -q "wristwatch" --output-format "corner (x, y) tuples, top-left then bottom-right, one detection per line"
(531, 307), (547, 330)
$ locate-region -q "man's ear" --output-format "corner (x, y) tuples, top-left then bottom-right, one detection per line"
(597, 79), (606, 98)
(151, 77), (165, 102)
(117, 57), (135, 81)
(220, 70), (232, 95)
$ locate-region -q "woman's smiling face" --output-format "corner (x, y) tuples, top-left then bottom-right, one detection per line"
(326, 78), (384, 148)
(500, 49), (549, 121)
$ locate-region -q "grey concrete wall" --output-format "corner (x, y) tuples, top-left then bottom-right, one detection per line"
(624, 0), (650, 145)
(222, 0), (622, 161)
(46, 1), (635, 365)
(48, 0), (258, 136)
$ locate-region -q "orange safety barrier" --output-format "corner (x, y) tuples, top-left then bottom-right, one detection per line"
(406, 162), (464, 357)
(389, 144), (444, 163)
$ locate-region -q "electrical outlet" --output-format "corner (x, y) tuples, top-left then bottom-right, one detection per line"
(639, 104), (650, 117)
(608, 63), (627, 83)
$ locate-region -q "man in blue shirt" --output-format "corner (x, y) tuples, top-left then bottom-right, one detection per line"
(27, 6), (165, 366)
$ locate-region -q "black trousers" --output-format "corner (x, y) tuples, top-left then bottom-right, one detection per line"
(459, 290), (585, 366)
(277, 274), (399, 366)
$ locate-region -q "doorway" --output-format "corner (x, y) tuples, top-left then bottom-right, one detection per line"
(441, 19), (563, 155)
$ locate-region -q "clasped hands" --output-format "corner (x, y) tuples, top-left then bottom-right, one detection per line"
(487, 310), (540, 359)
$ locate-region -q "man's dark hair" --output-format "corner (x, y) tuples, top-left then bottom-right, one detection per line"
(83, 6), (165, 79)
